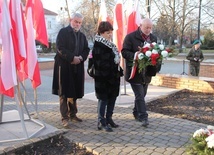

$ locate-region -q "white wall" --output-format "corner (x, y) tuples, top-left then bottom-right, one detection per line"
(45, 15), (61, 43)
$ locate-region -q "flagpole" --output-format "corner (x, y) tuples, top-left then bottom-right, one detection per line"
(0, 95), (4, 123)
(122, 58), (126, 95)
(34, 88), (38, 114)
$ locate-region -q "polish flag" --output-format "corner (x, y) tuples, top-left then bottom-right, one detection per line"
(126, 0), (141, 34)
(9, 0), (27, 71)
(113, 0), (124, 52)
(0, 0), (17, 97)
(31, 0), (48, 47)
(24, 0), (41, 88)
(97, 0), (112, 25)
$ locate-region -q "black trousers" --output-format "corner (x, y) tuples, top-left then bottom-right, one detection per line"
(97, 97), (117, 125)
(130, 83), (149, 120)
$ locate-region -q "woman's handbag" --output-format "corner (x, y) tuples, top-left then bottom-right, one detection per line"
(87, 64), (95, 78)
(87, 58), (95, 78)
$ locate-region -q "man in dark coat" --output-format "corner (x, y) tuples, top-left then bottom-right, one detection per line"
(52, 13), (90, 127)
(122, 18), (158, 127)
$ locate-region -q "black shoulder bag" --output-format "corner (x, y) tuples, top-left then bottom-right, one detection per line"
(87, 57), (95, 78)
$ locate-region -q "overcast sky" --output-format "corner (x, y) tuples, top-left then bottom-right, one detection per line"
(41, 0), (76, 13)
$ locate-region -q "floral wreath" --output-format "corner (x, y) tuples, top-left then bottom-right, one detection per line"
(129, 42), (174, 79)
(186, 125), (214, 154)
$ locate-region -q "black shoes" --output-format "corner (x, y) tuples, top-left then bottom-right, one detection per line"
(106, 118), (119, 128)
(136, 116), (149, 127)
(141, 119), (149, 127)
(97, 122), (113, 132)
(133, 114), (138, 121)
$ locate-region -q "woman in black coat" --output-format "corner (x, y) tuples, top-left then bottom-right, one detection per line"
(91, 21), (123, 132)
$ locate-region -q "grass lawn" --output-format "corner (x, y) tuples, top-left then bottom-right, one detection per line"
(182, 48), (214, 53)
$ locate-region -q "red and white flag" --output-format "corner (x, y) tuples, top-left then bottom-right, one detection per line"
(126, 0), (142, 79)
(113, 0), (124, 52)
(126, 0), (141, 34)
(97, 0), (112, 25)
(9, 0), (27, 72)
(0, 0), (17, 97)
(24, 0), (41, 88)
(31, 0), (48, 47)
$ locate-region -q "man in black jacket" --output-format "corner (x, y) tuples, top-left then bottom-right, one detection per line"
(122, 18), (158, 127)
(52, 13), (90, 127)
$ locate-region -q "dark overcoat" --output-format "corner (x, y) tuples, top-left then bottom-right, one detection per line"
(121, 28), (157, 84)
(52, 25), (90, 98)
(92, 37), (123, 100)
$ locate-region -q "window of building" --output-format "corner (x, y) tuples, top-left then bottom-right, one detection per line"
(48, 21), (51, 29)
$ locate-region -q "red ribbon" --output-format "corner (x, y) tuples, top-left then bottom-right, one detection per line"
(129, 52), (139, 80)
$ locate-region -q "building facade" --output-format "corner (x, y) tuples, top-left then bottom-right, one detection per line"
(44, 9), (58, 44)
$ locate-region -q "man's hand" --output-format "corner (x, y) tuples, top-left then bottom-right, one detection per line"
(138, 46), (142, 52)
(194, 58), (198, 61)
(71, 56), (81, 64)
(78, 56), (83, 61)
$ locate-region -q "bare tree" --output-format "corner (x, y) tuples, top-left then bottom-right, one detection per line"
(153, 0), (214, 52)
(153, 15), (171, 45)
(73, 0), (115, 42)
(65, 0), (71, 19)
(61, 0), (214, 49)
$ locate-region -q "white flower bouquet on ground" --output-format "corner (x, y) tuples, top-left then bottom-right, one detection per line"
(186, 125), (214, 155)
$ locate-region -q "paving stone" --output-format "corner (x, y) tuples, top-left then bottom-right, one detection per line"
(1, 70), (211, 155)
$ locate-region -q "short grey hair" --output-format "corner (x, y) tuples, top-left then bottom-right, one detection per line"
(141, 18), (153, 25)
(70, 12), (84, 19)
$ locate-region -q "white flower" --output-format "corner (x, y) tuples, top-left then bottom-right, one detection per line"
(207, 125), (214, 131)
(138, 53), (144, 60)
(193, 128), (209, 138)
(206, 134), (214, 149)
(152, 49), (158, 54)
(152, 42), (156, 46)
(161, 50), (168, 58)
(145, 51), (152, 57)
(159, 44), (165, 50)
(143, 43), (151, 48)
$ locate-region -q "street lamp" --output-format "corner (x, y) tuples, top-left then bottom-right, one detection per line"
(198, 0), (202, 40)
(146, 0), (150, 18)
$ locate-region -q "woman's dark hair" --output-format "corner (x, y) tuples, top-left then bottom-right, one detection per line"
(97, 21), (113, 35)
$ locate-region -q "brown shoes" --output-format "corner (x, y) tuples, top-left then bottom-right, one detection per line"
(62, 119), (69, 127)
(62, 115), (82, 127)
(70, 116), (82, 122)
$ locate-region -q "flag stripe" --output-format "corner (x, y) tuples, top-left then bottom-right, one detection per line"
(32, 0), (49, 47)
(126, 0), (141, 34)
(24, 1), (41, 88)
(0, 0), (17, 97)
(113, 0), (124, 52)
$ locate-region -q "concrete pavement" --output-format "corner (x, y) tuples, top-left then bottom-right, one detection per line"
(0, 56), (210, 154)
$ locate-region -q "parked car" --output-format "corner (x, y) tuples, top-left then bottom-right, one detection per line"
(88, 42), (94, 50)
(36, 45), (43, 53)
